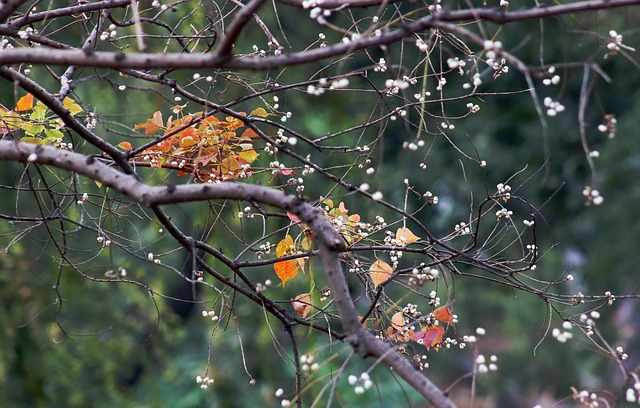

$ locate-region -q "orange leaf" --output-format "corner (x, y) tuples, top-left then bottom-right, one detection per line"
(241, 128), (258, 138)
(117, 141), (133, 151)
(276, 235), (295, 258)
(274, 260), (298, 286)
(291, 293), (312, 317)
(145, 119), (163, 135)
(432, 306), (454, 325)
(16, 94), (34, 111)
(370, 259), (393, 288)
(396, 227), (420, 244)
(390, 312), (406, 331)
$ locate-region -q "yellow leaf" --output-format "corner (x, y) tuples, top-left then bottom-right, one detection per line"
(274, 260), (298, 286)
(396, 227), (420, 244)
(238, 148), (259, 164)
(291, 293), (312, 317)
(0, 110), (24, 130)
(276, 235), (295, 258)
(179, 135), (197, 148)
(221, 156), (240, 174)
(20, 136), (43, 145)
(16, 94), (34, 111)
(370, 259), (393, 288)
(249, 107), (270, 117)
(63, 97), (83, 115)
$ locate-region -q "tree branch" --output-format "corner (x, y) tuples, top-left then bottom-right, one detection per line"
(1, 0), (637, 70)
(0, 139), (457, 407)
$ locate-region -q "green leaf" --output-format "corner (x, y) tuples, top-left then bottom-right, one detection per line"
(44, 128), (64, 140)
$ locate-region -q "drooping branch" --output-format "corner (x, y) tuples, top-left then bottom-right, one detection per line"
(0, 139), (457, 407)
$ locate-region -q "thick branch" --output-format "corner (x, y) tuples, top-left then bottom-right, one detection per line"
(0, 0), (26, 24)
(2, 0), (130, 28)
(0, 140), (457, 407)
(1, 0), (637, 70)
(278, 0), (406, 7)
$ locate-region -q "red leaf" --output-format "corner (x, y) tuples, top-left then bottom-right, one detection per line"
(117, 141), (133, 151)
(412, 325), (445, 350)
(287, 212), (301, 223)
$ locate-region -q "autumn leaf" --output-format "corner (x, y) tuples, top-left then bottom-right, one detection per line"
(144, 111), (163, 135)
(238, 148), (259, 164)
(221, 156), (241, 174)
(274, 259), (298, 286)
(390, 312), (406, 331)
(412, 325), (445, 350)
(370, 259), (393, 288)
(241, 128), (258, 138)
(63, 97), (83, 115)
(291, 293), (312, 317)
(117, 142), (133, 151)
(249, 107), (270, 117)
(286, 212), (301, 223)
(295, 256), (307, 272)
(396, 227), (420, 244)
(179, 135), (198, 148)
(20, 136), (43, 145)
(16, 94), (34, 111)
(276, 235), (295, 258)
(387, 313), (414, 342)
(432, 306), (454, 325)
(0, 109), (22, 132)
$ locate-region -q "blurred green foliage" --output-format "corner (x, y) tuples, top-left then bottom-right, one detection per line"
(1, 2), (640, 407)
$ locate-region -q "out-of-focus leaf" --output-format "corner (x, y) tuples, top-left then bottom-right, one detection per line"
(117, 141), (133, 151)
(291, 293), (312, 317)
(396, 227), (420, 244)
(370, 259), (393, 288)
(433, 306), (454, 325)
